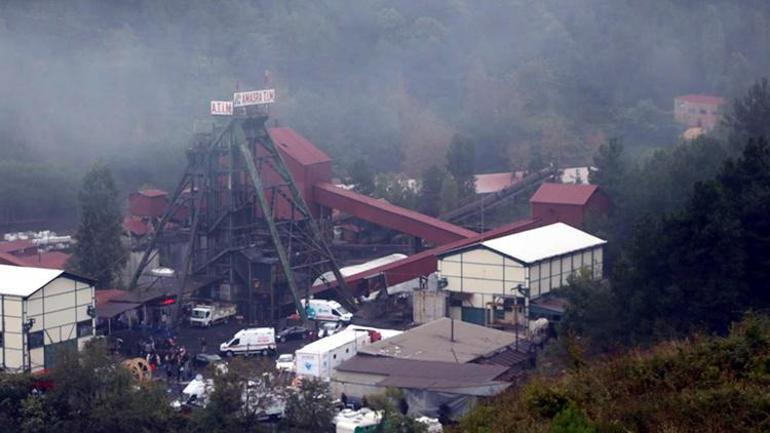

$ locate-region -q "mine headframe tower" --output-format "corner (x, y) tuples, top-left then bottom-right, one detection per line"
(129, 114), (354, 324)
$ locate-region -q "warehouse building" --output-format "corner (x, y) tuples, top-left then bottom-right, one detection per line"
(437, 222), (606, 327)
(0, 265), (96, 372)
(331, 318), (530, 420)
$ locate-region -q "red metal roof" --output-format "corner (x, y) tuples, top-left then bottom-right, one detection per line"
(314, 182), (478, 245)
(530, 183), (599, 206)
(474, 171), (525, 194)
(268, 127), (331, 166)
(676, 94), (725, 105)
(0, 239), (35, 253)
(95, 289), (128, 306)
(123, 216), (151, 236)
(22, 252), (70, 270)
(0, 251), (29, 266)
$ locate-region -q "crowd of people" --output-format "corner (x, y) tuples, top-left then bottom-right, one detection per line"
(140, 336), (193, 383)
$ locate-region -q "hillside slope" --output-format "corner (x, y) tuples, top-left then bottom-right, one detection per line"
(458, 315), (770, 433)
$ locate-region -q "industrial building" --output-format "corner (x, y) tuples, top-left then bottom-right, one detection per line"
(529, 183), (611, 228)
(331, 318), (531, 420)
(0, 265), (96, 372)
(437, 223), (606, 327)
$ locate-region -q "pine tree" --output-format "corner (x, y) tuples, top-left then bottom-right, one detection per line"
(418, 164), (445, 216)
(70, 163), (126, 288)
(438, 174), (460, 214)
(446, 134), (476, 200)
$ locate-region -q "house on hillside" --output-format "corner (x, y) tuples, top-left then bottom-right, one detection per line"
(674, 94), (725, 132)
(529, 183), (611, 228)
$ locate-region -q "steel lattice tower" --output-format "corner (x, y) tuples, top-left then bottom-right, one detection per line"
(129, 114), (354, 324)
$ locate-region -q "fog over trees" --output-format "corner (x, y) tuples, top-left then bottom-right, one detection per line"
(1, 0), (769, 223)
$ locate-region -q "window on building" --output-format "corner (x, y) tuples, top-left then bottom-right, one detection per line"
(0, 332), (4, 348)
(28, 331), (44, 349)
(77, 320), (93, 338)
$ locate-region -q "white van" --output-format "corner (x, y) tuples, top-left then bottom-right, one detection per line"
(219, 327), (276, 357)
(302, 299), (353, 322)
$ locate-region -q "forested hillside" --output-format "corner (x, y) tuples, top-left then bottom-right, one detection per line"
(2, 0), (770, 223)
(457, 315), (770, 433)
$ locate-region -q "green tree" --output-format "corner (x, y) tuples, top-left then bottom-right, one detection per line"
(446, 134), (476, 200)
(549, 405), (597, 433)
(374, 173), (418, 210)
(589, 138), (625, 202)
(348, 158), (376, 196)
(70, 163), (127, 288)
(724, 78), (770, 143)
(284, 378), (335, 432)
(368, 388), (426, 433)
(45, 340), (178, 433)
(418, 165), (445, 216)
(438, 174), (460, 214)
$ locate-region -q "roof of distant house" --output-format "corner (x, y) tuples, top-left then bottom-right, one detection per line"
(357, 317), (517, 363)
(0, 239), (36, 254)
(479, 222), (606, 264)
(0, 264), (93, 297)
(530, 183), (600, 206)
(269, 127), (331, 166)
(474, 171), (525, 194)
(22, 252), (70, 270)
(676, 94), (725, 105)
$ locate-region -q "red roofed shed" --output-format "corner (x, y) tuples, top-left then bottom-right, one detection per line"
(129, 189), (169, 218)
(530, 183), (610, 228)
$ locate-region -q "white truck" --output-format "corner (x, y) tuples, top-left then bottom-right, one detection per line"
(295, 328), (370, 379)
(293, 325), (406, 379)
(190, 302), (237, 327)
(302, 299), (353, 322)
(220, 328), (276, 357)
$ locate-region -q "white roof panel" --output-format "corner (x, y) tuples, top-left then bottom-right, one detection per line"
(480, 222), (606, 264)
(0, 264), (65, 297)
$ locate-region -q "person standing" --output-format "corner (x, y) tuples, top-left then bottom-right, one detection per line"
(200, 336), (207, 353)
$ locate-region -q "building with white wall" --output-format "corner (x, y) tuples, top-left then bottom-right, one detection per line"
(437, 223), (606, 326)
(0, 265), (96, 372)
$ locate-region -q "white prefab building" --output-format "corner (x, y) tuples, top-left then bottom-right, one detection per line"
(437, 223), (606, 327)
(0, 265), (96, 372)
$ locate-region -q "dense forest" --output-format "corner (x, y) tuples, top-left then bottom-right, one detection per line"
(2, 0), (770, 224)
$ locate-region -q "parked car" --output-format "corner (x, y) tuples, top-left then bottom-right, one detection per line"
(317, 321), (343, 338)
(277, 325), (310, 343)
(193, 353), (225, 369)
(275, 354), (295, 372)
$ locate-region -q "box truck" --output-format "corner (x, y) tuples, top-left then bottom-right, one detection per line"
(190, 302), (237, 327)
(294, 325), (401, 379)
(220, 328), (276, 357)
(294, 328), (371, 379)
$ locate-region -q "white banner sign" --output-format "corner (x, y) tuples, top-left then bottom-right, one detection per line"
(233, 88), (276, 107)
(210, 100), (233, 115)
